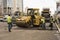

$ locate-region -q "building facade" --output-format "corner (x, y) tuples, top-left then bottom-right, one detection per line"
(0, 0), (23, 15)
(0, 0), (3, 15)
(12, 0), (23, 15)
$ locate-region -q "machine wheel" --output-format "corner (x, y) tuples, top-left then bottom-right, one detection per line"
(26, 21), (33, 28)
(16, 23), (26, 28)
(16, 24), (21, 27)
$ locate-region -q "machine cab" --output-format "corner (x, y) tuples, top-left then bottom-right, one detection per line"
(27, 8), (41, 25)
(27, 8), (40, 16)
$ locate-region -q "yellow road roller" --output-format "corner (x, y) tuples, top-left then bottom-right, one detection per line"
(16, 8), (42, 28)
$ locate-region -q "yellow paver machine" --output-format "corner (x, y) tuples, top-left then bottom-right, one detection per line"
(16, 8), (42, 28)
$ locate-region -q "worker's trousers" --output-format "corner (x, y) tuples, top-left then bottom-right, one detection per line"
(50, 23), (53, 30)
(42, 23), (46, 29)
(8, 23), (12, 32)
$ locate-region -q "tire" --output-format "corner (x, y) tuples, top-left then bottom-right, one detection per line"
(16, 24), (21, 27)
(26, 20), (34, 28)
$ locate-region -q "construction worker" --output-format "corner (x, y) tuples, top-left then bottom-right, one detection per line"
(7, 14), (12, 32)
(50, 16), (53, 30)
(41, 17), (46, 29)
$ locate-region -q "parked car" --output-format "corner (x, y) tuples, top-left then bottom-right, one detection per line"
(3, 15), (8, 22)
(0, 16), (4, 21)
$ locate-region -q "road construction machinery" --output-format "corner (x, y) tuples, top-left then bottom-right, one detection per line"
(16, 8), (42, 27)
(41, 8), (51, 22)
(41, 8), (53, 30)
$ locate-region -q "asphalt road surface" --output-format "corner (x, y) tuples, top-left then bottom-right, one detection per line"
(0, 22), (60, 40)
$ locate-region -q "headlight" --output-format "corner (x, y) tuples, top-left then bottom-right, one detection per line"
(21, 19), (24, 20)
(17, 19), (21, 20)
(17, 19), (25, 21)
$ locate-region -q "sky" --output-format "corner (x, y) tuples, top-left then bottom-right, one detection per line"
(23, 0), (58, 15)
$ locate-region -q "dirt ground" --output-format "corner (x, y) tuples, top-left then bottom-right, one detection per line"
(0, 22), (60, 40)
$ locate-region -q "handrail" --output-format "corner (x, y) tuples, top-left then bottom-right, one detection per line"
(55, 23), (60, 32)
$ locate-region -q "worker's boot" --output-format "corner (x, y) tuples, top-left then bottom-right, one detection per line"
(9, 28), (11, 32)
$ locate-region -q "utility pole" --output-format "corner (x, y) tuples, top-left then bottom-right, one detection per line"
(13, 0), (17, 13)
(1, 0), (4, 15)
(21, 0), (23, 15)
